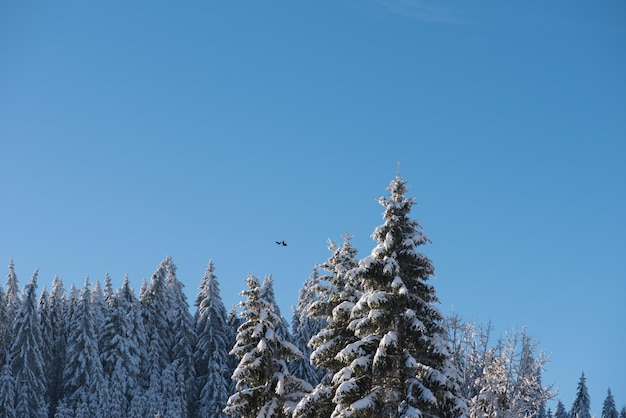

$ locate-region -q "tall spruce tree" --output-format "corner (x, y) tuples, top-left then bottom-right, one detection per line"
(294, 235), (360, 418)
(5, 259), (20, 321)
(261, 275), (292, 344)
(60, 278), (106, 416)
(333, 175), (466, 417)
(99, 275), (146, 416)
(224, 274), (312, 418)
(554, 400), (569, 418)
(0, 354), (16, 417)
(10, 270), (48, 417)
(289, 268), (327, 386)
(40, 277), (67, 417)
(164, 256), (197, 417)
(602, 388), (618, 418)
(570, 372), (591, 418)
(194, 261), (234, 418)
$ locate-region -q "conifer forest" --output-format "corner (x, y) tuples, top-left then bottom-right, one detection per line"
(0, 175), (623, 418)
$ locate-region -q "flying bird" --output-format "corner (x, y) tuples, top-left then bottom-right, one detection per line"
(276, 240), (287, 246)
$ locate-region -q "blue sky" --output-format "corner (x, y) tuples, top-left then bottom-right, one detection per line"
(1, 0), (624, 413)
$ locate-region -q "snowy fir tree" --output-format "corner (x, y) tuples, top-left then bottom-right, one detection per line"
(225, 274), (312, 418)
(5, 259), (20, 322)
(554, 400), (569, 418)
(0, 355), (16, 417)
(330, 175), (466, 417)
(40, 276), (67, 417)
(0, 284), (7, 356)
(294, 235), (360, 418)
(261, 274), (293, 344)
(10, 270), (48, 417)
(141, 258), (175, 372)
(620, 406), (626, 418)
(570, 373), (591, 418)
(602, 388), (618, 418)
(60, 278), (106, 417)
(289, 268), (327, 386)
(99, 275), (146, 416)
(194, 261), (234, 418)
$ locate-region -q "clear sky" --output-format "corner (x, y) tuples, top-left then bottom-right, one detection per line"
(1, 0), (624, 413)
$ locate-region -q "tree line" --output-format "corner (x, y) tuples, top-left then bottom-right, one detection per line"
(0, 175), (623, 417)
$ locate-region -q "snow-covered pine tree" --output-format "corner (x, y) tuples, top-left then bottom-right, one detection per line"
(194, 261), (234, 418)
(289, 268), (327, 386)
(99, 275), (146, 416)
(60, 278), (106, 416)
(0, 284), (7, 357)
(294, 235), (360, 418)
(602, 388), (618, 418)
(224, 274), (312, 418)
(261, 275), (292, 344)
(5, 259), (20, 322)
(164, 257), (197, 417)
(334, 175), (466, 418)
(619, 406), (626, 418)
(570, 373), (591, 418)
(141, 259), (174, 373)
(10, 270), (49, 417)
(40, 276), (67, 418)
(91, 280), (109, 344)
(3, 259), (20, 355)
(554, 400), (569, 418)
(0, 354), (16, 417)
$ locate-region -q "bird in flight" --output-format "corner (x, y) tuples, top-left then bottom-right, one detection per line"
(276, 240), (287, 246)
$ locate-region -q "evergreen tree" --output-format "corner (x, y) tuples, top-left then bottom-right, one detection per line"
(60, 278), (106, 416)
(332, 175), (466, 417)
(164, 256), (197, 416)
(554, 400), (569, 418)
(224, 274), (312, 418)
(289, 268), (327, 386)
(194, 261), (234, 418)
(0, 284), (8, 357)
(0, 355), (16, 418)
(10, 270), (48, 417)
(141, 259), (174, 374)
(619, 406), (626, 418)
(261, 274), (292, 344)
(570, 372), (591, 418)
(294, 235), (360, 418)
(5, 259), (20, 321)
(40, 276), (67, 417)
(602, 388), (618, 418)
(99, 275), (145, 416)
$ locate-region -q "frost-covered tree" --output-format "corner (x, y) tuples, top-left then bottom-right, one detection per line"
(194, 261), (234, 418)
(619, 406), (626, 418)
(141, 259), (175, 373)
(0, 284), (8, 357)
(554, 400), (569, 418)
(5, 259), (20, 321)
(10, 270), (48, 417)
(331, 175), (466, 417)
(294, 235), (360, 418)
(0, 355), (16, 417)
(261, 275), (292, 344)
(225, 274), (312, 418)
(60, 278), (106, 416)
(289, 268), (327, 386)
(40, 276), (67, 417)
(164, 257), (197, 417)
(99, 275), (146, 416)
(570, 373), (591, 418)
(602, 388), (618, 418)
